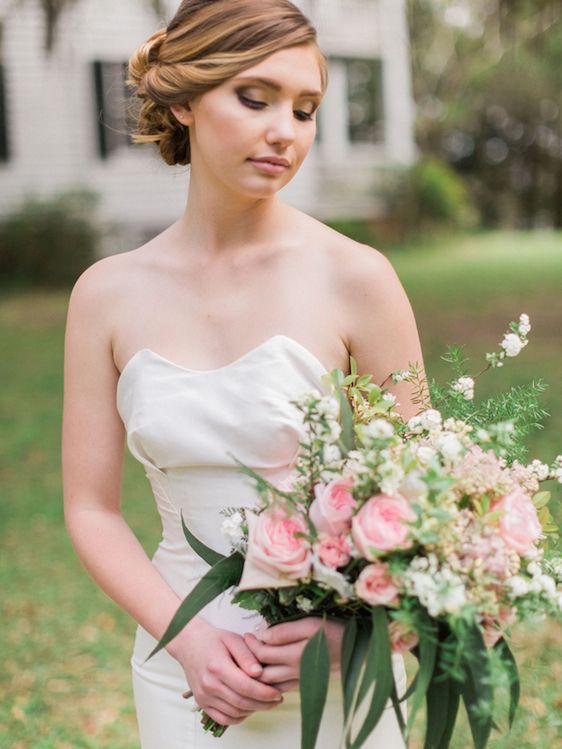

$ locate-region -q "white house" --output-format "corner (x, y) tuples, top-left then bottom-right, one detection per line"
(0, 0), (416, 249)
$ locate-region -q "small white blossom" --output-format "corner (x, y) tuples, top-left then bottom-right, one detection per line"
(323, 444), (342, 466)
(392, 370), (413, 383)
(527, 561), (541, 576)
(316, 396), (340, 419)
(221, 512), (245, 546)
(507, 575), (530, 598)
(364, 419), (394, 440)
(407, 415), (424, 434)
(528, 459), (550, 481)
(518, 313), (531, 336)
(420, 409), (443, 431)
(537, 574), (556, 597)
(476, 428), (491, 442)
(382, 393), (397, 405)
(415, 445), (438, 465)
(295, 596), (315, 614)
(451, 376), (475, 401)
(434, 432), (463, 461)
(399, 470), (428, 501)
(379, 460), (405, 496)
(500, 333), (524, 357)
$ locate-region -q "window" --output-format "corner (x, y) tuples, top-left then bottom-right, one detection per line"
(343, 58), (384, 144)
(0, 63), (9, 162)
(92, 60), (133, 159)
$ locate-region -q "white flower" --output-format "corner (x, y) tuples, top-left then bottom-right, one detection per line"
(382, 393), (397, 405)
(420, 409), (443, 431)
(364, 418), (394, 440)
(451, 376), (475, 401)
(399, 470), (428, 501)
(519, 313), (531, 336)
(323, 444), (342, 466)
(415, 445), (437, 466)
(392, 369), (412, 383)
(476, 428), (491, 442)
(295, 595), (315, 614)
(311, 553), (354, 599)
(529, 459), (550, 481)
(500, 333), (524, 357)
(379, 460), (405, 496)
(537, 574), (556, 597)
(221, 512), (245, 546)
(434, 432), (463, 461)
(407, 415), (424, 434)
(316, 396), (340, 419)
(507, 575), (530, 598)
(405, 566), (466, 617)
(527, 561), (541, 576)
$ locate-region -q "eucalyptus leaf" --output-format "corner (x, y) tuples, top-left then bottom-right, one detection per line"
(300, 623), (331, 749)
(460, 625), (493, 749)
(146, 552), (244, 661)
(406, 618), (437, 738)
(349, 608), (393, 749)
(494, 638), (520, 728)
(343, 620), (371, 729)
(181, 511), (226, 566)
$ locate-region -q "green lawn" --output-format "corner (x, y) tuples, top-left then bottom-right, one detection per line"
(1, 230), (561, 749)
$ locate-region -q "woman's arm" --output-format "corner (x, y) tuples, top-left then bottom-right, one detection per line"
(62, 260), (284, 724)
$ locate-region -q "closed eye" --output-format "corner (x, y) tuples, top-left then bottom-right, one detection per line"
(238, 94), (315, 122)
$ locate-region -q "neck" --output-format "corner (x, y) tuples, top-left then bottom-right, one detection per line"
(174, 166), (290, 261)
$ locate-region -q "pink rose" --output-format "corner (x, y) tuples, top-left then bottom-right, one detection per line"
(237, 507), (311, 590)
(352, 493), (416, 558)
(355, 562), (399, 606)
(388, 620), (419, 654)
(309, 477), (356, 536)
(314, 534), (351, 569)
(492, 488), (542, 555)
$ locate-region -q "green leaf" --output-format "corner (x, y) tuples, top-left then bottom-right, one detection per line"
(460, 625), (493, 749)
(343, 620), (371, 729)
(350, 356), (358, 376)
(146, 553), (244, 661)
(436, 679), (461, 749)
(494, 638), (520, 728)
(406, 619), (438, 738)
(532, 491), (551, 509)
(300, 623), (331, 749)
(357, 374), (373, 387)
(349, 608), (394, 749)
(338, 389), (355, 455)
(423, 674), (451, 749)
(181, 511), (226, 566)
(341, 619), (358, 691)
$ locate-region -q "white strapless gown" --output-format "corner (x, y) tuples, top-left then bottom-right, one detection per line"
(116, 335), (407, 749)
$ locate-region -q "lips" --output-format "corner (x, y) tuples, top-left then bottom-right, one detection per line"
(250, 156), (290, 167)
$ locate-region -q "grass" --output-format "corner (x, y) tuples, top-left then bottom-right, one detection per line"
(0, 229), (561, 749)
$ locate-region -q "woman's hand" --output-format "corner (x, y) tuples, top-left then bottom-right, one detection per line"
(243, 617), (346, 693)
(168, 617), (285, 726)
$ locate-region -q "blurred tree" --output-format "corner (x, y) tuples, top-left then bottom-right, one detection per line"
(407, 0), (562, 228)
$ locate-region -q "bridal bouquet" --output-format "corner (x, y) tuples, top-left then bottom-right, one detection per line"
(150, 314), (561, 749)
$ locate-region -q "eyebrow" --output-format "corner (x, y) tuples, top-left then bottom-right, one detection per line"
(233, 75), (323, 99)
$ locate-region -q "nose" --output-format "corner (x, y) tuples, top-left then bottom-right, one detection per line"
(265, 103), (296, 147)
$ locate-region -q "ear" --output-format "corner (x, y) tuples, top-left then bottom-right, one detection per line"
(170, 102), (193, 127)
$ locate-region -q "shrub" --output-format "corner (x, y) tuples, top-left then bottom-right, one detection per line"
(381, 156), (475, 240)
(0, 190), (101, 288)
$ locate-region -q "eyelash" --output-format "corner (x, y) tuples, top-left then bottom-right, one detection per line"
(238, 94), (315, 122)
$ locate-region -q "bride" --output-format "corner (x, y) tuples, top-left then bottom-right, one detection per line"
(62, 1), (426, 746)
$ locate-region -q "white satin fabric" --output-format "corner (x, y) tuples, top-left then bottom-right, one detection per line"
(116, 335), (407, 748)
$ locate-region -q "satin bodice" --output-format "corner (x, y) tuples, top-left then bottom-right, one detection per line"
(116, 335), (328, 633)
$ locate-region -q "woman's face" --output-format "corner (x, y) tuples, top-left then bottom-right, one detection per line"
(171, 44), (324, 198)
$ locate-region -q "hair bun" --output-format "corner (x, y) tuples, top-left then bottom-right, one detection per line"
(127, 27), (167, 93)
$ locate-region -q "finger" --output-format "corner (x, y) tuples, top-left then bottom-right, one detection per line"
(222, 632), (263, 678)
(221, 659), (284, 703)
(259, 664), (296, 684)
(218, 679), (284, 713)
(275, 679), (300, 693)
(255, 617), (321, 646)
(244, 634), (306, 666)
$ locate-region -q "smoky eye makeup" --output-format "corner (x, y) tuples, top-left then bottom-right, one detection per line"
(236, 89), (318, 120)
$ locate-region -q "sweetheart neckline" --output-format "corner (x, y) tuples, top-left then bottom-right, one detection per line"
(116, 334), (331, 387)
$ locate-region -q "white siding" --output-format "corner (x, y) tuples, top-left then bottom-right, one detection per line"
(0, 0), (416, 240)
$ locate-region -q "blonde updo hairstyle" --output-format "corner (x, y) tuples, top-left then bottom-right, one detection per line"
(127, 0), (328, 166)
